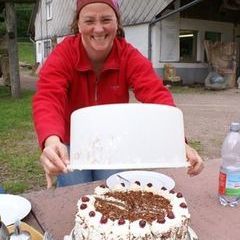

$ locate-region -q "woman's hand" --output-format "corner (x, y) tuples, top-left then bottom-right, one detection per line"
(40, 135), (70, 188)
(185, 143), (204, 176)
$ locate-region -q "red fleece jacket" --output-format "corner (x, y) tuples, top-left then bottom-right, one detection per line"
(32, 34), (175, 148)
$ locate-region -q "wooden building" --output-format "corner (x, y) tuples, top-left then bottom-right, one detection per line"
(29, 0), (240, 86)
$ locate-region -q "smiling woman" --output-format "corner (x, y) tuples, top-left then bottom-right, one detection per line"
(32, 0), (203, 189)
(71, 0), (124, 37)
(77, 3), (118, 73)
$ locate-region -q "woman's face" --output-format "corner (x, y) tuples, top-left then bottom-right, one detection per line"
(78, 3), (118, 57)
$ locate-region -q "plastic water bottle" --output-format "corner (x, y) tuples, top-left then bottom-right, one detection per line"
(218, 122), (240, 207)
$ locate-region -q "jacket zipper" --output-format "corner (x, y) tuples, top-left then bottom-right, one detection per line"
(95, 77), (99, 103)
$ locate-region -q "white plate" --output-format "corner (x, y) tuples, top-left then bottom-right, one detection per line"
(106, 170), (175, 190)
(0, 194), (31, 226)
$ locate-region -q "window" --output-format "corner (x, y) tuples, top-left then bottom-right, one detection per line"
(179, 30), (198, 62)
(44, 40), (52, 58)
(205, 32), (221, 43)
(46, 0), (53, 20)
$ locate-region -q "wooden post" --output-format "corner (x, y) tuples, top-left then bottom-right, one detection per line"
(5, 2), (21, 98)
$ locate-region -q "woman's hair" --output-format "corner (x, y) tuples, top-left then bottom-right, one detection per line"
(70, 9), (125, 38)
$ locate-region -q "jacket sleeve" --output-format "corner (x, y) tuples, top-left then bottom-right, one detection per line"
(32, 42), (73, 149)
(125, 46), (175, 106)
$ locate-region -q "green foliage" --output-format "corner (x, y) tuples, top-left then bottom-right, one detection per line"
(0, 3), (34, 39)
(0, 7), (5, 36)
(0, 3), (4, 15)
(16, 4), (34, 40)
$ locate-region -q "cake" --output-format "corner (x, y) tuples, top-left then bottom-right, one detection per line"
(65, 183), (190, 240)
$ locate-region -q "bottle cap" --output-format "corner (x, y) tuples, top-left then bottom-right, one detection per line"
(230, 122), (240, 132)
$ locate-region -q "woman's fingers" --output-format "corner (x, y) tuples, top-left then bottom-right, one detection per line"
(186, 144), (204, 176)
(187, 158), (204, 176)
(40, 136), (70, 188)
(40, 142), (70, 189)
(45, 172), (54, 189)
(41, 144), (68, 173)
(57, 144), (70, 166)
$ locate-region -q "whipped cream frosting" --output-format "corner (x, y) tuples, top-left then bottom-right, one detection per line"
(66, 183), (190, 240)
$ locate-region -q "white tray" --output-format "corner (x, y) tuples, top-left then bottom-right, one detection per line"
(70, 103), (187, 170)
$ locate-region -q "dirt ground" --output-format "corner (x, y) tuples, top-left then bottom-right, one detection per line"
(129, 87), (240, 161)
(173, 89), (240, 160)
(19, 71), (240, 161)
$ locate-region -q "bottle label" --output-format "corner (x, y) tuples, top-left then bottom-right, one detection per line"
(219, 171), (240, 196)
(218, 172), (227, 195)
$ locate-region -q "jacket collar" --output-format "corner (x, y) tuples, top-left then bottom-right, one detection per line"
(75, 34), (120, 72)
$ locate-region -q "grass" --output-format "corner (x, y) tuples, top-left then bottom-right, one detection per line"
(0, 87), (45, 194)
(169, 85), (207, 94)
(0, 41), (42, 194)
(188, 140), (203, 154)
(18, 41), (36, 66)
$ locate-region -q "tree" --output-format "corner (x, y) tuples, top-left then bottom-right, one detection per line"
(0, 1), (35, 98)
(0, 3), (34, 39)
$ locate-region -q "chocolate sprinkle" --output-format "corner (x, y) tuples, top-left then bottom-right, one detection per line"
(94, 190), (172, 223)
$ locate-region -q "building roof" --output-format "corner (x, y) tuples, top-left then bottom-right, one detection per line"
(120, 0), (175, 25)
(2, 0), (36, 2)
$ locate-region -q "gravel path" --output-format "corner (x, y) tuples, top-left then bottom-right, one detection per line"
(130, 88), (240, 161)
(174, 89), (240, 160)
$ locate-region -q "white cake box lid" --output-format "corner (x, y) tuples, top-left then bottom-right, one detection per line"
(70, 103), (187, 170)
